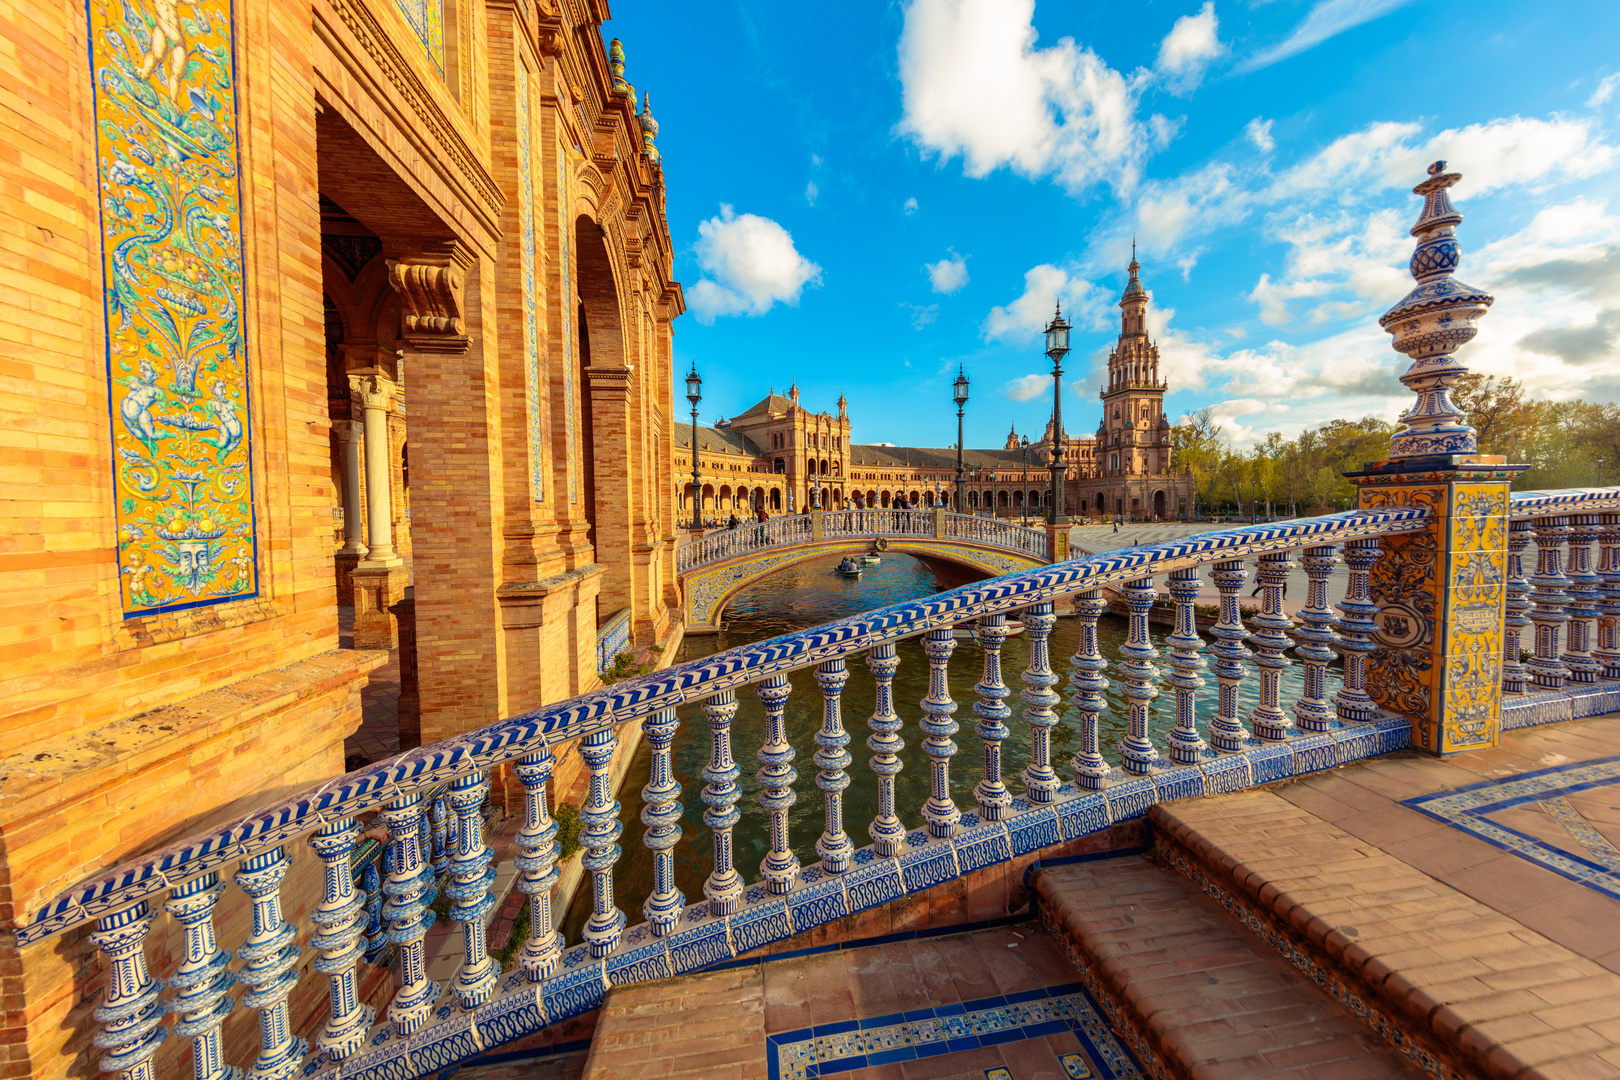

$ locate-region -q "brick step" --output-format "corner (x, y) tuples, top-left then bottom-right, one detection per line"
(1147, 790), (1620, 1080)
(1032, 853), (1426, 1080)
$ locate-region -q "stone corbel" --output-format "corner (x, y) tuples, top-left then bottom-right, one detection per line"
(536, 9), (564, 56)
(386, 242), (474, 353)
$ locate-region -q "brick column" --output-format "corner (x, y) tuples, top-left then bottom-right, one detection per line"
(585, 363), (638, 625)
(388, 240), (510, 744)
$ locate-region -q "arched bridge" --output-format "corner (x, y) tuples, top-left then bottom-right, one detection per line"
(676, 509), (1058, 631)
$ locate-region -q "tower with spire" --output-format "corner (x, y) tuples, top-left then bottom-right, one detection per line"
(1098, 251), (1172, 486)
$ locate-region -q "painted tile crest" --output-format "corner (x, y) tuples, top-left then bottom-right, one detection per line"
(89, 0), (259, 618)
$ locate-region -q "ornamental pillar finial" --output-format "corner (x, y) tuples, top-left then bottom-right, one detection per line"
(1380, 160), (1494, 461)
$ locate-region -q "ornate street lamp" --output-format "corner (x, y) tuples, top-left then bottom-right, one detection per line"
(1044, 305), (1070, 525)
(685, 362), (702, 529)
(953, 367), (970, 512)
(1020, 435), (1030, 523)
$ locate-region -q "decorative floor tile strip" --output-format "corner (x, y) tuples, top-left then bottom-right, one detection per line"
(1402, 755), (1620, 902)
(764, 984), (1143, 1080)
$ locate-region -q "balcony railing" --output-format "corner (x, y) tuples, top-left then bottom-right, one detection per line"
(30, 493), (1620, 1080)
(595, 608), (633, 675)
(676, 509), (1052, 574)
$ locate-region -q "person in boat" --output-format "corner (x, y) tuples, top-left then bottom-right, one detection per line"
(837, 556), (859, 573)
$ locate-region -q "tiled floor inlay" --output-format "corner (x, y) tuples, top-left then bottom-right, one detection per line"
(1403, 754), (1620, 902)
(765, 982), (1138, 1080)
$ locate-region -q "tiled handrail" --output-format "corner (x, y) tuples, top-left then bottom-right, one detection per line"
(674, 510), (1051, 575)
(1508, 488), (1620, 518)
(47, 507), (1447, 1080)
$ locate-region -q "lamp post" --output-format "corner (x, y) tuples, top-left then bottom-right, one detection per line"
(1044, 305), (1070, 525)
(685, 362), (702, 529)
(953, 367), (969, 512)
(1021, 435), (1030, 523)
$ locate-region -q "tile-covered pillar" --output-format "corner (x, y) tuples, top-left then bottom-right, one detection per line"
(1346, 160), (1523, 754)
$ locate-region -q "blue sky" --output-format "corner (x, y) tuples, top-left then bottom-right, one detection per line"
(611, 0), (1620, 448)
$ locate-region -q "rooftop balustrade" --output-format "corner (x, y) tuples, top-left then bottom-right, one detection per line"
(35, 490), (1620, 1080)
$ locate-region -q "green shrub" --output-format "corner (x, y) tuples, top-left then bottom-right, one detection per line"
(553, 802), (583, 861)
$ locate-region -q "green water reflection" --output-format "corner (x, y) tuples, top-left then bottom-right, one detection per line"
(561, 552), (1338, 942)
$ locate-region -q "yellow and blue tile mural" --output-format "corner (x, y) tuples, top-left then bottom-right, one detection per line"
(89, 0), (259, 618)
(390, 0), (445, 76)
(518, 63), (543, 502)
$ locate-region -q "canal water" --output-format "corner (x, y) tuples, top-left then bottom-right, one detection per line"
(561, 553), (1340, 943)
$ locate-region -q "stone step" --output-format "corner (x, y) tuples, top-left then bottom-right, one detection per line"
(1032, 854), (1426, 1080)
(1147, 788), (1620, 1080)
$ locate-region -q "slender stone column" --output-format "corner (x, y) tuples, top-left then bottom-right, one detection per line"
(1164, 568), (1208, 763)
(1597, 513), (1620, 681)
(1564, 514), (1603, 684)
(920, 626), (961, 838)
(1068, 590), (1111, 789)
(335, 419), (367, 555)
(349, 372), (399, 562)
(1502, 520), (1533, 694)
(1294, 546), (1339, 732)
(1529, 516), (1572, 690)
(865, 646), (905, 855)
(1208, 560), (1253, 750)
(756, 674), (801, 891)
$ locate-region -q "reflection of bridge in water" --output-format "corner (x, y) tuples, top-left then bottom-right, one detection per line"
(676, 509), (1059, 632)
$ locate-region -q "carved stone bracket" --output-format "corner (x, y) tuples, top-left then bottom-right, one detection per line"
(386, 242), (475, 353)
(536, 10), (565, 56)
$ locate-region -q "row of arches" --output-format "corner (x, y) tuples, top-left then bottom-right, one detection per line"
(845, 489), (1053, 510)
(680, 482), (787, 514)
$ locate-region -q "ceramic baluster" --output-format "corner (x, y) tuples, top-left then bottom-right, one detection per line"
(1020, 602), (1063, 802)
(1564, 514), (1603, 684)
(756, 674), (801, 892)
(1246, 552), (1296, 741)
(380, 794), (439, 1034)
(920, 625), (961, 838)
(814, 658), (855, 873)
(865, 644), (906, 856)
(1208, 560), (1253, 750)
(640, 707), (685, 936)
(163, 872), (238, 1080)
(1502, 521), (1532, 694)
(307, 820), (372, 1063)
(1293, 545), (1339, 732)
(701, 689), (746, 911)
(89, 901), (166, 1080)
(1164, 568), (1208, 763)
(1529, 516), (1572, 689)
(1069, 590), (1112, 789)
(973, 612), (1013, 819)
(234, 846), (307, 1074)
(580, 726), (626, 954)
(1597, 514), (1620, 680)
(446, 771), (498, 1007)
(513, 748), (564, 979)
(1118, 577), (1162, 773)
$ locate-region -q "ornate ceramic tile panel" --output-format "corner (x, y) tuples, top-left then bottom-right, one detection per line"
(517, 62), (543, 502)
(558, 141), (578, 506)
(391, 0), (444, 75)
(1436, 482), (1508, 752)
(1361, 485), (1444, 727)
(89, 0), (259, 618)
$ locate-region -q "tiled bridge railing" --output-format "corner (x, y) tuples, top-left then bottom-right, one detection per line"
(675, 508), (1052, 575)
(29, 493), (1620, 1080)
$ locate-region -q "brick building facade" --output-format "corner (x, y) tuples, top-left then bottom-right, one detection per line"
(677, 259), (1194, 522)
(0, 0), (683, 1074)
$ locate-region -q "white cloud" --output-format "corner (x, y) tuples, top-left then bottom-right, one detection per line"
(1244, 0), (1416, 71)
(804, 182), (819, 206)
(687, 205), (823, 324)
(1245, 117), (1275, 153)
(896, 0), (1156, 194)
(1004, 374), (1049, 401)
(927, 253), (970, 293)
(901, 302), (940, 329)
(1155, 2), (1222, 95)
(982, 264), (1102, 341)
(1591, 74), (1620, 108)
(903, 196), (919, 216)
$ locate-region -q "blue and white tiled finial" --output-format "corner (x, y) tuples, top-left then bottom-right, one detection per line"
(639, 93), (660, 164)
(1380, 160), (1494, 460)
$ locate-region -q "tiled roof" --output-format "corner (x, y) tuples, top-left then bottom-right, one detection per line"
(847, 445), (1053, 470)
(734, 393), (795, 418)
(672, 425), (762, 456)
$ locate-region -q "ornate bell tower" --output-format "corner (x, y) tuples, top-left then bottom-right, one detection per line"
(1099, 250), (1170, 480)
